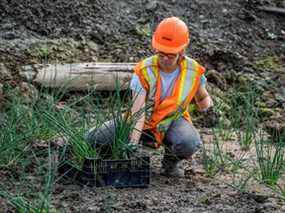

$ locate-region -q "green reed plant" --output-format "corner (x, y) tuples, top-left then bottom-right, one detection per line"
(239, 113), (257, 151)
(107, 88), (138, 159)
(202, 144), (219, 177)
(0, 117), (31, 168)
(85, 79), (147, 160)
(0, 69), (141, 210)
(214, 102), (234, 141)
(2, 80), (96, 169)
(227, 169), (256, 193)
(0, 81), (75, 169)
(0, 84), (60, 211)
(0, 192), (32, 212)
(0, 101), (35, 168)
(202, 124), (247, 176)
(32, 83), (101, 167)
(0, 144), (56, 212)
(276, 184), (285, 200)
(38, 78), (141, 165)
(42, 107), (96, 168)
(202, 145), (246, 177)
(227, 85), (260, 150)
(226, 151), (247, 173)
(255, 131), (285, 186)
(202, 128), (227, 177)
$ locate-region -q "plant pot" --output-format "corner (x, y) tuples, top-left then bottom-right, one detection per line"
(58, 155), (150, 188)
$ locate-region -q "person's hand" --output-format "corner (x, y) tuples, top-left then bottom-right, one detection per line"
(204, 106), (220, 127)
(125, 142), (139, 152)
(121, 141), (139, 158)
(196, 106), (220, 128)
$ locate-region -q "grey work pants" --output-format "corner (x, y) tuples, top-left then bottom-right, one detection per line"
(85, 117), (202, 159)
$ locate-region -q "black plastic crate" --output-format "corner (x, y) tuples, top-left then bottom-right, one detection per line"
(58, 156), (150, 188)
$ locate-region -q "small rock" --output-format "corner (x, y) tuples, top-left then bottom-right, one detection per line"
(18, 82), (39, 104)
(0, 83), (3, 96)
(54, 184), (64, 194)
(2, 32), (17, 40)
(144, 199), (153, 207)
(47, 207), (58, 213)
(259, 107), (275, 117)
(0, 83), (6, 109)
(264, 118), (285, 142)
(87, 206), (101, 212)
(146, 0), (157, 11)
(237, 73), (255, 86)
(198, 194), (212, 205)
(279, 86), (285, 108)
(261, 201), (278, 210)
(87, 41), (99, 52)
(245, 192), (269, 203)
(151, 197), (159, 205)
(0, 63), (12, 81)
(0, 113), (8, 127)
(50, 135), (68, 147)
(206, 69), (227, 90)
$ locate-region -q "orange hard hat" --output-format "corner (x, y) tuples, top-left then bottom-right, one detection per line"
(152, 17), (189, 54)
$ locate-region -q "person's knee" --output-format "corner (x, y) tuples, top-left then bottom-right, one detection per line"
(85, 126), (97, 145)
(172, 135), (202, 158)
(165, 118), (202, 158)
(85, 120), (115, 148)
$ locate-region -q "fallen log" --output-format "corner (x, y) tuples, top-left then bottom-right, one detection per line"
(258, 6), (285, 16)
(20, 62), (136, 91)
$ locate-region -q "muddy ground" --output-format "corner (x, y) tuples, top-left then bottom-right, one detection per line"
(0, 0), (285, 212)
(47, 133), (285, 213)
(0, 0), (284, 67)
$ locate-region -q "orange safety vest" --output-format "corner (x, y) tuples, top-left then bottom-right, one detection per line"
(133, 55), (205, 148)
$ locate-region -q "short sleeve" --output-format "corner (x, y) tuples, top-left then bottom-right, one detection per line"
(130, 73), (146, 95)
(200, 74), (207, 87)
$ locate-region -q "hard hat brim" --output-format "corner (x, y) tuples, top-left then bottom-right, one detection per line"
(152, 37), (189, 54)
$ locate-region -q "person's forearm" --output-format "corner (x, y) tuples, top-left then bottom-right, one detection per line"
(129, 113), (145, 144)
(194, 86), (213, 112)
(129, 92), (146, 144)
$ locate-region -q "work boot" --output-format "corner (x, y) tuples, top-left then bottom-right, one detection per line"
(161, 155), (185, 178)
(187, 157), (200, 175)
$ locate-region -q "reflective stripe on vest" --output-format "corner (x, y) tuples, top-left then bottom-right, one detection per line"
(134, 55), (205, 147)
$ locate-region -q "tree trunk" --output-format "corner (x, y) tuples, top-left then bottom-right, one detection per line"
(20, 62), (136, 91)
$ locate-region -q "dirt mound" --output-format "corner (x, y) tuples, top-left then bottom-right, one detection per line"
(0, 0), (284, 65)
